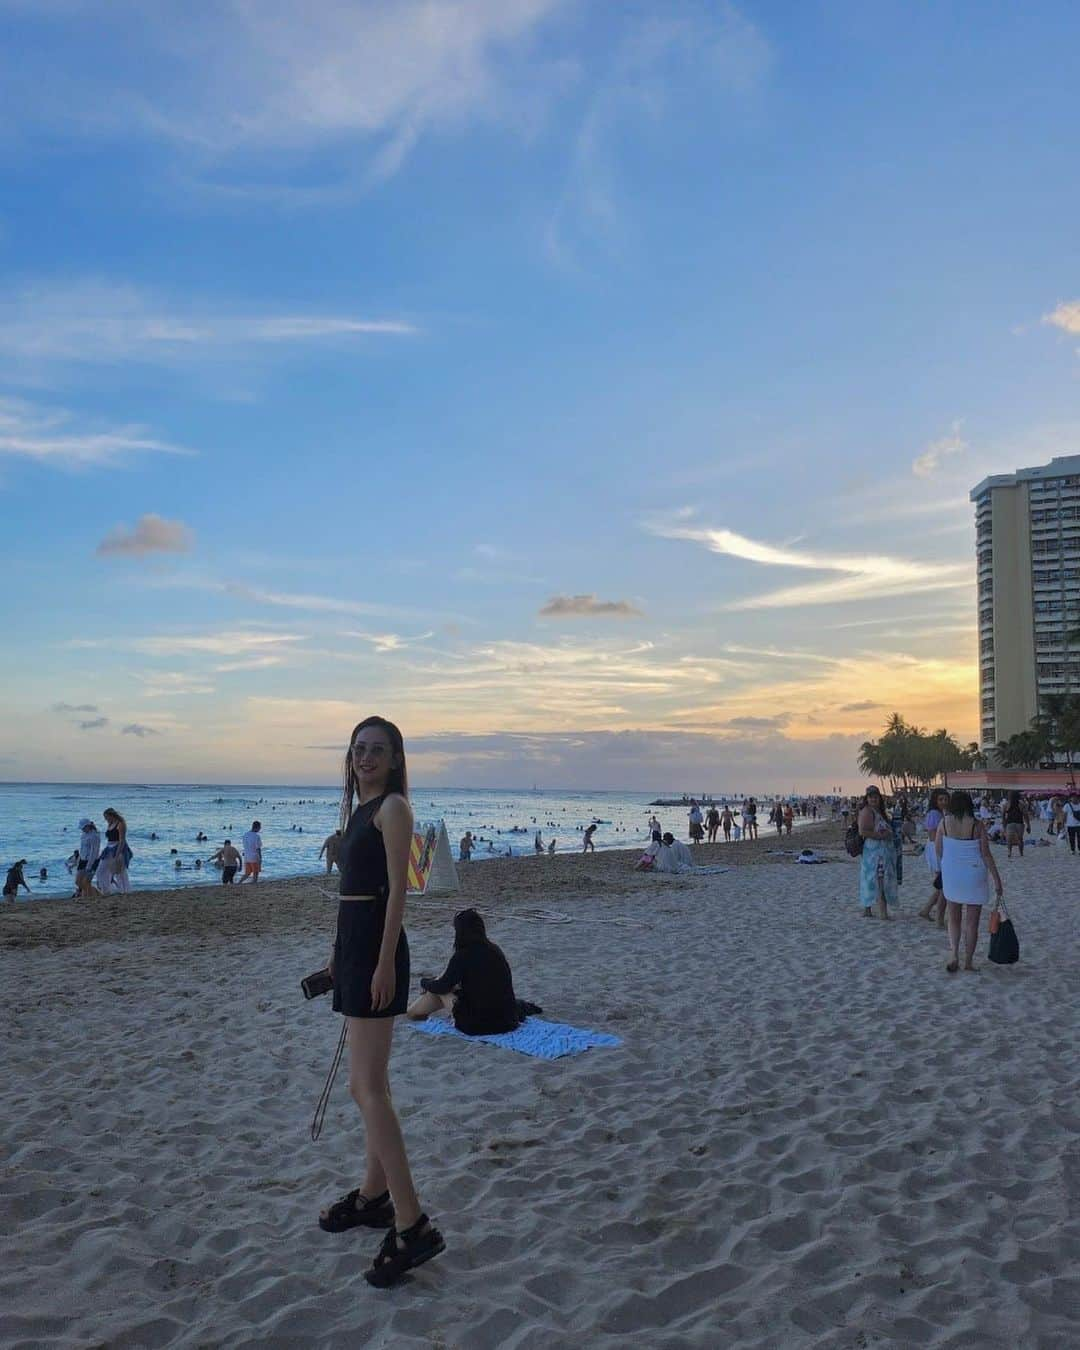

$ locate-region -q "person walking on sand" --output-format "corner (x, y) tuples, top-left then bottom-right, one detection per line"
(721, 804), (733, 841)
(705, 804), (720, 843)
(688, 800), (704, 843)
(209, 838), (242, 884)
(783, 803), (794, 836)
(318, 716), (445, 1287)
(582, 823), (597, 852)
(459, 831), (474, 862)
(1063, 792), (1080, 854)
(857, 786), (897, 920)
(75, 818), (100, 899)
(936, 790), (1003, 973)
(95, 808), (130, 894)
(647, 813), (661, 837)
(3, 859), (30, 900)
(319, 829), (343, 875)
(746, 798), (758, 840)
(917, 788), (950, 925)
(240, 821), (262, 882)
(1002, 791), (1030, 860)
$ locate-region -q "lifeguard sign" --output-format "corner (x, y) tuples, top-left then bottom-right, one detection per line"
(407, 821), (460, 896)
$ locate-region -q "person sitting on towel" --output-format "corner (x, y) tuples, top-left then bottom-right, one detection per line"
(653, 831), (695, 873)
(635, 830), (663, 869)
(406, 908), (520, 1035)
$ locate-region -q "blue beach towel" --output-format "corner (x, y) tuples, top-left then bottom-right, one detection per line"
(407, 1016), (621, 1060)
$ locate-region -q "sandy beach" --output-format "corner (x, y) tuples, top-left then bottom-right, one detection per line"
(2, 825), (1078, 1348)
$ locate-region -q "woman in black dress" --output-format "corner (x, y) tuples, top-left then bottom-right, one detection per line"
(318, 716), (444, 1287)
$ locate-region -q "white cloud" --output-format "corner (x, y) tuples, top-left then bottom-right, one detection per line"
(96, 513), (193, 557)
(0, 280), (417, 369)
(646, 516), (971, 609)
(128, 632), (305, 658)
(1043, 300), (1080, 335)
(133, 671), (216, 697)
(345, 630), (435, 653)
(213, 655), (286, 673)
(912, 422), (968, 478)
(1, 0), (570, 184)
(0, 396), (189, 467)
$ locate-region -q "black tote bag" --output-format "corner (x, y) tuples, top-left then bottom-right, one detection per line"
(988, 900), (1019, 965)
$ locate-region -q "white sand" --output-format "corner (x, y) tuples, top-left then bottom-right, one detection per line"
(2, 830), (1078, 1348)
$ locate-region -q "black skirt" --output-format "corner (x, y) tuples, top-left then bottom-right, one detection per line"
(332, 898), (410, 1019)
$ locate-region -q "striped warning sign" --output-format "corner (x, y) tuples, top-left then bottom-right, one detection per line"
(406, 821), (460, 895)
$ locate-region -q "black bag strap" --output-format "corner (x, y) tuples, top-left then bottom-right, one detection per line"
(311, 1021), (348, 1142)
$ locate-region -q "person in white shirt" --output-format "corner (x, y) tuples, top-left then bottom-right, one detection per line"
(240, 820), (262, 882)
(1064, 793), (1080, 854)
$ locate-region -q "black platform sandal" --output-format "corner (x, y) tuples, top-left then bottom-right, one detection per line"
(364, 1213), (446, 1288)
(319, 1188), (394, 1232)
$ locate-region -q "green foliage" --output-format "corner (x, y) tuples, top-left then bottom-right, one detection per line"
(994, 692), (1080, 770)
(857, 714), (977, 791)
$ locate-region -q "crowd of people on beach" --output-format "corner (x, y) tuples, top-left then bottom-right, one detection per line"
(852, 784), (1077, 972)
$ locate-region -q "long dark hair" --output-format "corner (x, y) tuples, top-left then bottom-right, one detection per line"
(948, 790), (975, 819)
(453, 908), (488, 949)
(930, 787), (950, 812)
(860, 785), (885, 813)
(339, 716), (408, 831)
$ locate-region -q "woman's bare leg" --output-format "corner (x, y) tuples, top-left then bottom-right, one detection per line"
(962, 904), (981, 969)
(945, 901), (961, 970)
(347, 1017), (422, 1229)
(406, 991), (454, 1021)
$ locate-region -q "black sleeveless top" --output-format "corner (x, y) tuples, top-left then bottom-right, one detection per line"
(338, 794), (390, 896)
(106, 826), (119, 843)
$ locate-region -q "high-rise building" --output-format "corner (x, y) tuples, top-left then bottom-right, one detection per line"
(970, 454), (1080, 750)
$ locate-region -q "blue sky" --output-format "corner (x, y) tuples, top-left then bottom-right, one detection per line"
(1, 0), (1078, 789)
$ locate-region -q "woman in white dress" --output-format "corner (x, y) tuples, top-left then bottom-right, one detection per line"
(935, 790), (1002, 973)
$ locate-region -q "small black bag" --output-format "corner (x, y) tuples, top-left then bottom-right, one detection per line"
(988, 902), (1019, 965)
(844, 823), (864, 857)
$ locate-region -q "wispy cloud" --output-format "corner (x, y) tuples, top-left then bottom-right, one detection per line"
(224, 581), (465, 625)
(345, 630), (434, 653)
(0, 396), (189, 468)
(0, 280), (417, 370)
(121, 722), (160, 737)
(1, 1), (570, 190)
(96, 513), (193, 557)
(52, 702), (98, 714)
(912, 422), (967, 478)
(128, 632), (305, 658)
(546, 5), (771, 266)
(213, 655), (286, 673)
(134, 671), (216, 698)
(78, 716), (108, 731)
(646, 516), (970, 609)
(539, 594), (643, 619)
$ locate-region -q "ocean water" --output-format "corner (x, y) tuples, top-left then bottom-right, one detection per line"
(0, 782), (758, 900)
